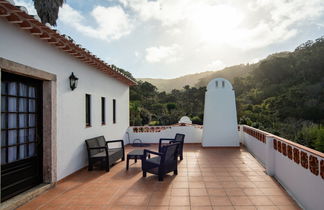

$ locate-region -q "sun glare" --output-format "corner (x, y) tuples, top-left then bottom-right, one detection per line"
(191, 5), (243, 44)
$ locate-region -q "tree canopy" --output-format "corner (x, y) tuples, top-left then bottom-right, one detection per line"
(33, 0), (64, 26)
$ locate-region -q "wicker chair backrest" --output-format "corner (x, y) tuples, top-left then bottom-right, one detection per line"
(175, 134), (185, 142)
(86, 136), (106, 156)
(162, 143), (179, 162)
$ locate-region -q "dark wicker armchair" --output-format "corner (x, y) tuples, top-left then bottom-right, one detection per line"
(142, 143), (180, 181)
(159, 133), (185, 160)
(85, 136), (124, 172)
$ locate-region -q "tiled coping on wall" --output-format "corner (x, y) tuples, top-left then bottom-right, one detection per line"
(131, 124), (203, 133)
(242, 125), (324, 180)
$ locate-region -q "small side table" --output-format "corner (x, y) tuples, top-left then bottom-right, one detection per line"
(126, 149), (149, 170)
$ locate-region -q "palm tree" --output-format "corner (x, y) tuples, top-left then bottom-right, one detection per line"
(33, 0), (64, 26)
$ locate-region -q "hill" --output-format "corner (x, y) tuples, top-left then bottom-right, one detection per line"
(138, 71), (214, 92)
(138, 64), (254, 92)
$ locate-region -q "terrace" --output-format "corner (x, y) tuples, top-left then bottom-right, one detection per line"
(16, 124), (324, 210)
(18, 144), (299, 210)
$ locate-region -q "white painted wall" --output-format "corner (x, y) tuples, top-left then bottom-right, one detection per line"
(127, 126), (203, 144)
(242, 125), (324, 210)
(202, 78), (239, 147)
(273, 149), (324, 210)
(0, 19), (129, 180)
(243, 132), (266, 166)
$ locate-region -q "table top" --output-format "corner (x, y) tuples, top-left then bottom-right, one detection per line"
(127, 149), (145, 156)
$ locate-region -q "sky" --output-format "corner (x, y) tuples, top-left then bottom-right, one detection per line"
(15, 0), (324, 79)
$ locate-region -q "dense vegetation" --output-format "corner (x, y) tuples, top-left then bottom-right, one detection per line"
(129, 37), (324, 152)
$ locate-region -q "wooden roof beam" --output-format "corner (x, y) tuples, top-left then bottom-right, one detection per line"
(0, 5), (9, 16)
(6, 13), (22, 23)
(19, 21), (32, 29)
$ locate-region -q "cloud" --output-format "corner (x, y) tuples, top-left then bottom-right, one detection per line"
(145, 44), (181, 63)
(206, 60), (226, 71)
(59, 4), (132, 41)
(118, 0), (324, 50)
(14, 0), (37, 15)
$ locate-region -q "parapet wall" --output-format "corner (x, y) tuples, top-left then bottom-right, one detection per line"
(240, 125), (324, 210)
(126, 125), (203, 144)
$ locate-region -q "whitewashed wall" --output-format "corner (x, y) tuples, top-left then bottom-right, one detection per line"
(0, 19), (129, 180)
(202, 78), (239, 147)
(126, 126), (203, 144)
(242, 131), (267, 166)
(241, 125), (324, 210)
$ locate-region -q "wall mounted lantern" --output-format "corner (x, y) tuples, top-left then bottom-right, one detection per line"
(69, 72), (78, 91)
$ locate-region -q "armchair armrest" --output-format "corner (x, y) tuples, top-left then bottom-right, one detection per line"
(159, 138), (174, 151)
(159, 138), (175, 142)
(106, 139), (124, 143)
(88, 146), (107, 150)
(106, 139), (124, 149)
(143, 149), (163, 158)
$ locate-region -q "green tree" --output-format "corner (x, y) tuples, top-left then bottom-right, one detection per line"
(34, 0), (64, 26)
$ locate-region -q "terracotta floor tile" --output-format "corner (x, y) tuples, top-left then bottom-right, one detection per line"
(169, 196), (190, 206)
(254, 182), (278, 188)
(39, 204), (66, 209)
(192, 206), (213, 210)
(256, 206), (279, 210)
(221, 182), (239, 189)
(190, 196), (212, 206)
(189, 181), (206, 188)
(243, 189), (264, 196)
(204, 176), (218, 182)
(229, 196), (253, 206)
(190, 188), (208, 196)
(171, 188), (189, 196)
(148, 196), (170, 206)
(260, 189), (285, 196)
(248, 196), (273, 206)
(210, 196), (232, 206)
(147, 206), (169, 210)
(172, 181), (189, 189)
(114, 195), (150, 206)
(226, 188), (245, 196)
(208, 189), (227, 196)
(268, 196), (295, 205)
(237, 181), (256, 188)
(169, 206), (191, 210)
(213, 206), (235, 210)
(234, 206), (257, 210)
(277, 205), (301, 210)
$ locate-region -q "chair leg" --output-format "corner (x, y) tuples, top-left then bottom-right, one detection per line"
(105, 158), (110, 172)
(143, 171), (147, 177)
(158, 174), (163, 181)
(88, 162), (93, 171)
(174, 169), (178, 175)
(180, 155), (183, 161)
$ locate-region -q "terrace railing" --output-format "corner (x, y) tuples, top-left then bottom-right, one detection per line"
(240, 125), (324, 210)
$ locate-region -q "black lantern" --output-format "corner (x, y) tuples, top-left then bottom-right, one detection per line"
(69, 72), (78, 91)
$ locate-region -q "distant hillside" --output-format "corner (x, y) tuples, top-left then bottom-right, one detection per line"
(139, 71), (214, 92)
(138, 64), (254, 92)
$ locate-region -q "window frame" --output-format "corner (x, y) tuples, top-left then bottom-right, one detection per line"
(113, 99), (116, 124)
(101, 97), (106, 125)
(85, 94), (91, 127)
